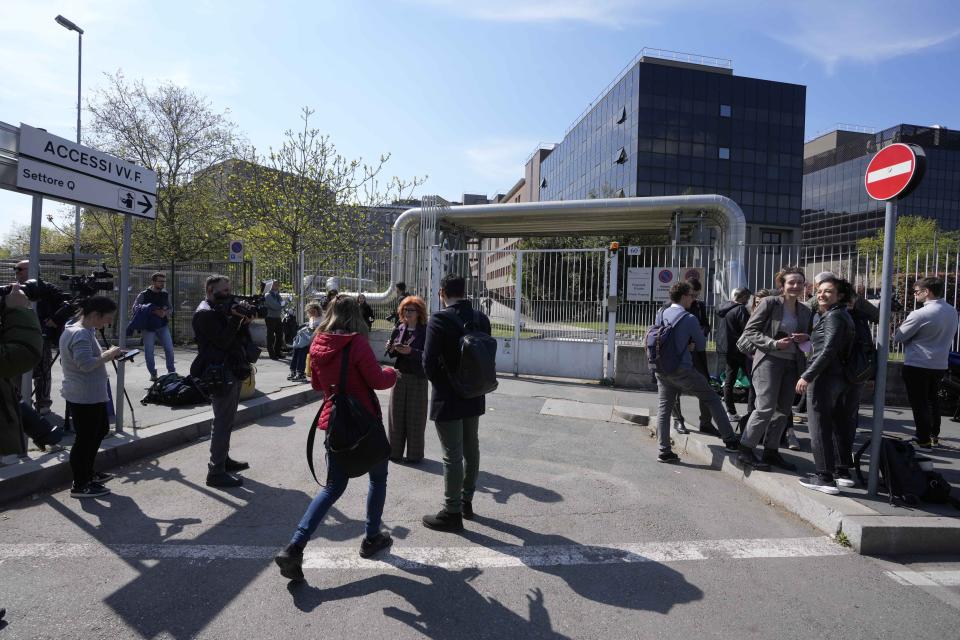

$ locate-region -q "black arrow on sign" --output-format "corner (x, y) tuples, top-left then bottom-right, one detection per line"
(138, 195), (153, 214)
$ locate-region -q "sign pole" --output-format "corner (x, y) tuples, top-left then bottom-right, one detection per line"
(606, 247), (619, 381)
(114, 214), (132, 434)
(868, 199), (897, 495)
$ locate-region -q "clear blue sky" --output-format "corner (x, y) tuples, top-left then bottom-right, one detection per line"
(1, 0), (959, 242)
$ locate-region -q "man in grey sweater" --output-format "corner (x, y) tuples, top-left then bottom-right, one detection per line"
(653, 281), (740, 463)
(895, 277), (959, 448)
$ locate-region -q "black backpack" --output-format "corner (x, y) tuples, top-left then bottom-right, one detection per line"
(141, 373), (208, 407)
(854, 436), (932, 505)
(646, 309), (691, 374)
(843, 311), (876, 384)
(306, 342), (391, 483)
(444, 308), (498, 399)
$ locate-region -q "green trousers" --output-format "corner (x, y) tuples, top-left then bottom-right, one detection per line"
(434, 416), (480, 513)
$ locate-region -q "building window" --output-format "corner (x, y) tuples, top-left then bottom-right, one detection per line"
(540, 177), (547, 189)
(720, 104), (732, 118)
(761, 230), (783, 254)
(614, 147), (627, 164)
(718, 147), (730, 160)
(616, 106), (627, 124)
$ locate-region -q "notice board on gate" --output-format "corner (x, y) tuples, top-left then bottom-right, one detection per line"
(652, 267), (679, 301)
(626, 267), (652, 301)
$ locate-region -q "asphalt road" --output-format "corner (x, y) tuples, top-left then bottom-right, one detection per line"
(1, 385), (959, 639)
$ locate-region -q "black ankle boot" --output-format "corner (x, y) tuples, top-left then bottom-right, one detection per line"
(422, 510), (464, 532)
(275, 544), (304, 581)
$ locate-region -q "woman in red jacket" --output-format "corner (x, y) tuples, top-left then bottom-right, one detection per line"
(275, 295), (397, 581)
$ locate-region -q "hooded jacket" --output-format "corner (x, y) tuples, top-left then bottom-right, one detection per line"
(716, 300), (750, 356)
(309, 332), (397, 430)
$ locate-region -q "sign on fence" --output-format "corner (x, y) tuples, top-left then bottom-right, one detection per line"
(652, 267), (679, 301)
(625, 267), (652, 301)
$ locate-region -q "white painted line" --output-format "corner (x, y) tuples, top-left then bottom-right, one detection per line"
(885, 570), (960, 587)
(867, 159), (913, 184)
(0, 536), (848, 570)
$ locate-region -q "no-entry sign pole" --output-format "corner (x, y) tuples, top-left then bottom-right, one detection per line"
(868, 199), (897, 495)
(863, 142), (926, 496)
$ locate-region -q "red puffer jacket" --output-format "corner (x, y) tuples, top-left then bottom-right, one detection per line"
(310, 331), (397, 430)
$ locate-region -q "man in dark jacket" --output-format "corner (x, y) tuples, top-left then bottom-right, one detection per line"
(191, 275), (254, 488)
(14, 260), (64, 415)
(133, 272), (176, 382)
(421, 274), (491, 533)
(670, 278), (716, 435)
(716, 287), (751, 418)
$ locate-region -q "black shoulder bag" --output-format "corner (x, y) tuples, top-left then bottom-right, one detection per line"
(305, 342), (391, 483)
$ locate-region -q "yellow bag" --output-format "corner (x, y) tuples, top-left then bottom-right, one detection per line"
(239, 365), (257, 400)
(304, 352), (312, 378)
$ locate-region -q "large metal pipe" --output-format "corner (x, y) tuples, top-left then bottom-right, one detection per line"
(363, 194), (748, 303)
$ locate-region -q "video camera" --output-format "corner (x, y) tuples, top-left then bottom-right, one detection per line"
(0, 278), (45, 299)
(60, 269), (114, 299)
(225, 294), (266, 319)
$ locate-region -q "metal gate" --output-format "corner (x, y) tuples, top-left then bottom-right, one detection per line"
(439, 248), (611, 380)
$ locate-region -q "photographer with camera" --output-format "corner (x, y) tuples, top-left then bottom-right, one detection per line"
(13, 260), (66, 416)
(1, 283), (43, 461)
(190, 275), (256, 489)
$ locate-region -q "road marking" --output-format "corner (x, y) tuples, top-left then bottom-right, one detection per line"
(0, 536), (848, 570)
(866, 159), (912, 183)
(884, 570), (960, 587)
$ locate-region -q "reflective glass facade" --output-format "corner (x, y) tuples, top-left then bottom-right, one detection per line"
(538, 58), (806, 228)
(802, 125), (960, 251)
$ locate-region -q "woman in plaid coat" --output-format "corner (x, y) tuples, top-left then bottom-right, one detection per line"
(386, 295), (428, 463)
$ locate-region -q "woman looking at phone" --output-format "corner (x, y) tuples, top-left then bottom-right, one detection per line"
(737, 267), (812, 471)
(386, 295), (428, 463)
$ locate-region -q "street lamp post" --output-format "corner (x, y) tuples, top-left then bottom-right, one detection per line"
(55, 14), (84, 268)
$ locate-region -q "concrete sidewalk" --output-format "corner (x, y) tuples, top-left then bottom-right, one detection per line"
(610, 389), (960, 555)
(1, 348), (318, 504)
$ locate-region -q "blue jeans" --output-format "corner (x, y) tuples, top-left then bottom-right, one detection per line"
(290, 456), (388, 547)
(143, 325), (175, 377)
(290, 347), (308, 375)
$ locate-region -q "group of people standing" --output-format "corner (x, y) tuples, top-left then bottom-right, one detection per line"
(656, 268), (958, 496)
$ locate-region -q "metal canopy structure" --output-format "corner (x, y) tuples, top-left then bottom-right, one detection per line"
(365, 194), (748, 303)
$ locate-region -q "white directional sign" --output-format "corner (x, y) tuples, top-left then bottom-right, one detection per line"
(16, 123), (157, 219)
(625, 267), (652, 301)
(17, 157), (155, 218)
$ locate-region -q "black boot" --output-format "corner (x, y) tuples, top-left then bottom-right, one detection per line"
(761, 450), (797, 471)
(737, 445), (771, 471)
(462, 500), (475, 520)
(422, 510), (464, 532)
(225, 457), (250, 472)
(275, 544), (304, 581)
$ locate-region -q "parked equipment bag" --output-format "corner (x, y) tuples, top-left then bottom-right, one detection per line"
(854, 436), (929, 505)
(444, 308), (498, 399)
(647, 310), (691, 374)
(305, 342), (390, 483)
(141, 372), (208, 407)
(19, 401), (63, 448)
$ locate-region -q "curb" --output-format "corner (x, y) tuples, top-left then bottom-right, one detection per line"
(653, 426), (960, 555)
(0, 386), (319, 506)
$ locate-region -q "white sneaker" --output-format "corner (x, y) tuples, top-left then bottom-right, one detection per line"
(786, 429), (801, 451)
(727, 412), (740, 422)
(835, 477), (855, 488)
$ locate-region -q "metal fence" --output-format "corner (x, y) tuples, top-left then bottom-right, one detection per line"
(1, 258), (253, 344)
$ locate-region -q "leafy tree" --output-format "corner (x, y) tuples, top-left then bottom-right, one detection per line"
(857, 215), (960, 273)
(86, 72), (244, 263)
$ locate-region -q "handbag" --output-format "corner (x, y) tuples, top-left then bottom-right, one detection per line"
(292, 326), (313, 350)
(305, 341), (390, 482)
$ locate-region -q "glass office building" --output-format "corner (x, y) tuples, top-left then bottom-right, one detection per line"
(537, 52), (806, 242)
(802, 124), (960, 252)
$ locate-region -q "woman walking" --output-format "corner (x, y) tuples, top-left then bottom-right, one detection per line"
(738, 268), (812, 471)
(275, 295), (397, 582)
(60, 296), (123, 498)
(796, 276), (855, 495)
(386, 295), (428, 463)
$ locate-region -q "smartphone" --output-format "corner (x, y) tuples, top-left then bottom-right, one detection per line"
(117, 348), (140, 362)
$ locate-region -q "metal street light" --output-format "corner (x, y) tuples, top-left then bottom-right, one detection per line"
(55, 14), (84, 267)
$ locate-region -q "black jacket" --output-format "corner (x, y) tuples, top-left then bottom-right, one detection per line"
(422, 300), (492, 421)
(801, 304), (854, 383)
(388, 323), (426, 377)
(190, 299), (254, 380)
(716, 300), (749, 355)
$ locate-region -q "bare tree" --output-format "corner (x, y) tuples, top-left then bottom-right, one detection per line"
(86, 71), (244, 262)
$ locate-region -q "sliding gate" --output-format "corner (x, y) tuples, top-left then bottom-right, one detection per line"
(439, 248), (610, 380)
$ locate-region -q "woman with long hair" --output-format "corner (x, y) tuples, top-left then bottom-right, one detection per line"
(386, 295), (429, 463)
(275, 295), (397, 581)
(796, 276), (855, 494)
(59, 296), (123, 498)
(738, 268), (812, 471)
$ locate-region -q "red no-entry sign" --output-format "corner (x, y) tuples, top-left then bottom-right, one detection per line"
(864, 142), (926, 201)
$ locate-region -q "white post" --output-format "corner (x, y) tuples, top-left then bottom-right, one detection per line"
(868, 200), (897, 495)
(513, 250), (523, 376)
(606, 247), (619, 382)
(114, 215), (132, 433)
